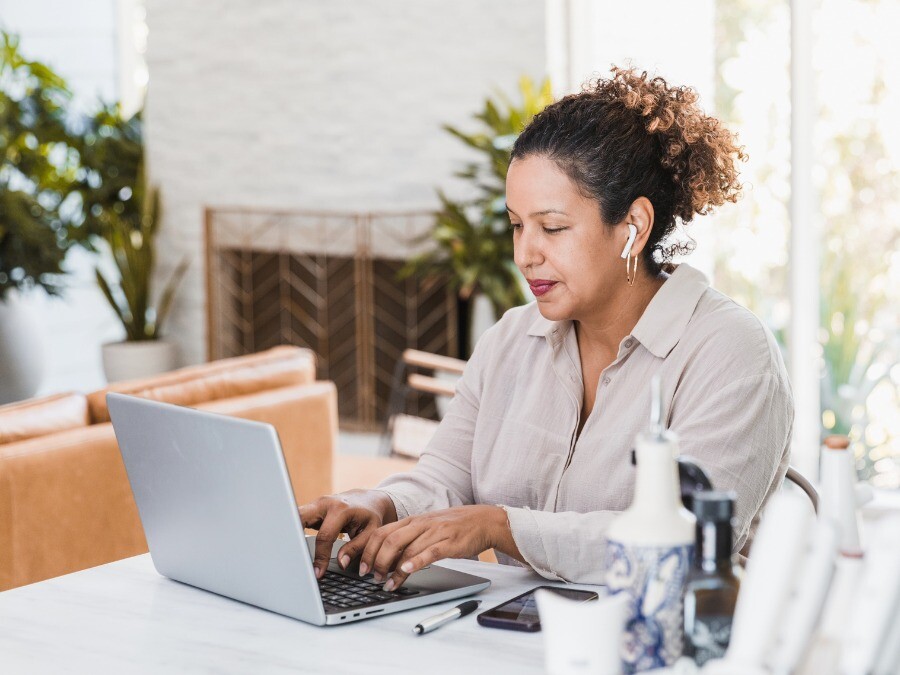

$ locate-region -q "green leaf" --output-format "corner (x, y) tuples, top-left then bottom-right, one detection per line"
(155, 255), (190, 336)
(96, 267), (131, 331)
(0, 30), (106, 300)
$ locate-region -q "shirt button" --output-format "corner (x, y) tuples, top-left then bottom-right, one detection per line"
(602, 377), (611, 385)
(623, 339), (633, 349)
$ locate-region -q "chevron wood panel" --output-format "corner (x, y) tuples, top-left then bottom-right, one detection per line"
(206, 209), (458, 431)
(324, 255), (363, 424)
(371, 259), (457, 423)
(286, 253), (325, 354)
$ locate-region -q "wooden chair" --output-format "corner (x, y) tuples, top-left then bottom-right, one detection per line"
(381, 349), (465, 459)
(785, 465), (819, 513)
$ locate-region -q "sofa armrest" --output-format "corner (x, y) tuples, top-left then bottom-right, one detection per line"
(0, 424), (146, 591)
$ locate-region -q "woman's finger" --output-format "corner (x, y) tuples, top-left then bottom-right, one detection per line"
(387, 539), (450, 590)
(369, 519), (429, 583)
(383, 535), (449, 591)
(359, 519), (407, 580)
(298, 501), (326, 530)
(335, 520), (379, 570)
(312, 509), (352, 579)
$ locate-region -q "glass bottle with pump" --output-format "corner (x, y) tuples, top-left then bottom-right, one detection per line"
(683, 491), (741, 665)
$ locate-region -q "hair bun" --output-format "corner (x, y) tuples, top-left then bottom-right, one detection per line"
(594, 66), (747, 220)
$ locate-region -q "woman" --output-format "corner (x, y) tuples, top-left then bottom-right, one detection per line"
(300, 67), (793, 591)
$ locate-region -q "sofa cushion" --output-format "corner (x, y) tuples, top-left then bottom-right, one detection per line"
(0, 393), (90, 445)
(87, 345), (317, 424)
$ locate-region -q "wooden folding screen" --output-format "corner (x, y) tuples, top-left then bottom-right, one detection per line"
(205, 208), (458, 430)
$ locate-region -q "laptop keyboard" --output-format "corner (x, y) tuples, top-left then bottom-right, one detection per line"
(318, 570), (419, 612)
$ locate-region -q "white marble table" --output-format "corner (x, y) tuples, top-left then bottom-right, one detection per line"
(0, 555), (601, 674)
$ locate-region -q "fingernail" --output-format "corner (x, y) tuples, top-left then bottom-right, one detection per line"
(315, 566), (323, 579)
(373, 573), (383, 583)
(359, 563), (368, 576)
(383, 579), (395, 592)
(401, 562), (413, 574)
(340, 555), (350, 569)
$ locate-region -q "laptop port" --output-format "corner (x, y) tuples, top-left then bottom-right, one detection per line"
(353, 613), (360, 617)
(365, 609), (385, 616)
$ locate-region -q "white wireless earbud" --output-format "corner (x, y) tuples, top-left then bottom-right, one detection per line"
(620, 223), (638, 259)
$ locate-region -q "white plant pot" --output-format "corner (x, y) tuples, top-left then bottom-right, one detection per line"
(0, 293), (45, 404)
(101, 340), (178, 384)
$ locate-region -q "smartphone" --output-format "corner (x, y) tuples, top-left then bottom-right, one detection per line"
(476, 585), (600, 632)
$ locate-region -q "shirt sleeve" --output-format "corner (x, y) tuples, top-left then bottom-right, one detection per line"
(669, 369), (794, 553)
(500, 506), (617, 584)
(373, 333), (489, 519)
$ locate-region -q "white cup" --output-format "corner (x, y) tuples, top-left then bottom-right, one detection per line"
(536, 589), (628, 675)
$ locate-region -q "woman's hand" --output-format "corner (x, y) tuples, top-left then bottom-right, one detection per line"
(352, 505), (513, 591)
(298, 490), (397, 579)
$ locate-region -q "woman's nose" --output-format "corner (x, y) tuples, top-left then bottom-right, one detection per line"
(514, 227), (543, 269)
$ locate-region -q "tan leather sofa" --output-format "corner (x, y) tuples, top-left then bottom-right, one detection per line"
(0, 346), (337, 592)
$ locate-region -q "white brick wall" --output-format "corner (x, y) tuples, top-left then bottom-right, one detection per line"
(144, 0), (547, 366)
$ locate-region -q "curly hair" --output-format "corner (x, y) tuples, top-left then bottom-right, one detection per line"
(510, 67), (747, 275)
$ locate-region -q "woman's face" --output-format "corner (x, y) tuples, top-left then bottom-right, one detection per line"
(506, 154), (624, 323)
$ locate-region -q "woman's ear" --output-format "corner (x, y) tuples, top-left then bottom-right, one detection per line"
(626, 197), (655, 256)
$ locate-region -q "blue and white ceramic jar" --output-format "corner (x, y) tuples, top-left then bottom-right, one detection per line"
(605, 539), (693, 672)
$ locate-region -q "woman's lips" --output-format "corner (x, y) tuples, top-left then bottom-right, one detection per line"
(528, 280), (558, 297)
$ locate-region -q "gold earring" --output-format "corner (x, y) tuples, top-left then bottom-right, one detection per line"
(626, 254), (639, 286)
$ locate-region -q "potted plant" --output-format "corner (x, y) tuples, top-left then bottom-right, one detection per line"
(93, 166), (189, 382)
(0, 32), (86, 402)
(401, 76), (554, 357)
(94, 180), (189, 382)
(73, 106), (189, 382)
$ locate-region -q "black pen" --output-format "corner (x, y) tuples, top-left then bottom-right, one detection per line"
(413, 600), (481, 635)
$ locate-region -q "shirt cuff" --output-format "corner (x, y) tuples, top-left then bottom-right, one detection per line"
(499, 504), (567, 582)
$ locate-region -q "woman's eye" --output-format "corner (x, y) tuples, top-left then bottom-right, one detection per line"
(508, 223), (566, 234)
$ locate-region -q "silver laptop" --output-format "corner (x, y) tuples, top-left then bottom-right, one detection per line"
(107, 393), (490, 625)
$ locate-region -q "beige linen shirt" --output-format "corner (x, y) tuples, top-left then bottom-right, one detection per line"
(376, 264), (793, 584)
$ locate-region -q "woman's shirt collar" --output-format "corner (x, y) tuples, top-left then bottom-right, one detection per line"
(525, 263), (711, 359)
